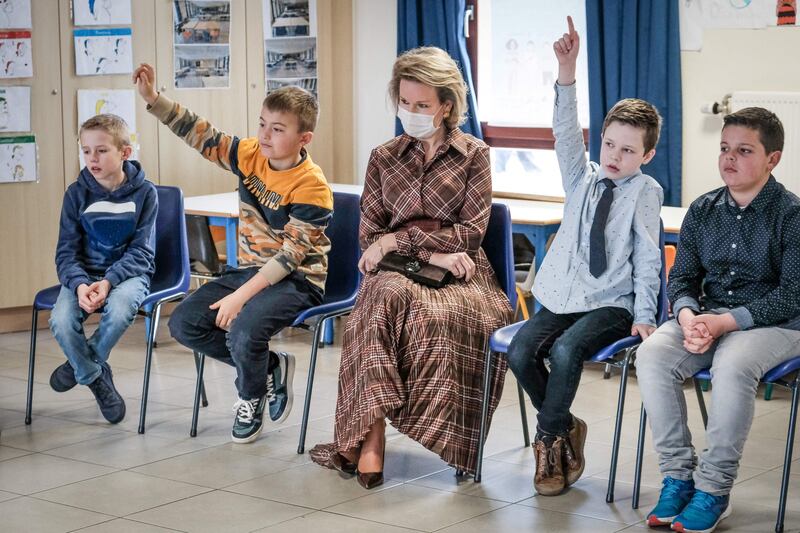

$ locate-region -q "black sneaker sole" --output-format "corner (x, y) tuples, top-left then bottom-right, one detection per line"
(272, 353), (295, 424)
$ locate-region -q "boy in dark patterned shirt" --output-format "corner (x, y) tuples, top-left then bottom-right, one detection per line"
(636, 107), (800, 533)
(134, 63), (333, 444)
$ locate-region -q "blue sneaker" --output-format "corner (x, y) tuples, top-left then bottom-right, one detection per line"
(671, 490), (731, 533)
(267, 351), (295, 423)
(231, 394), (267, 443)
(647, 477), (695, 527)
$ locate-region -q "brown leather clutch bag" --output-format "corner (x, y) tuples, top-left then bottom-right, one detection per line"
(377, 251), (453, 288)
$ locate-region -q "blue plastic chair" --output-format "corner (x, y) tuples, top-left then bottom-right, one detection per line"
(474, 222), (668, 499)
(631, 360), (800, 532)
(25, 185), (191, 434)
(188, 192), (362, 443)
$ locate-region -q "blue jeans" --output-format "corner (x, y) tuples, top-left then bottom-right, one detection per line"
(49, 275), (150, 385)
(168, 267), (322, 399)
(506, 305), (632, 435)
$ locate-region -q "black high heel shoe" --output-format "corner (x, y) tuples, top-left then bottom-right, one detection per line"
(330, 452), (357, 475)
(357, 437), (385, 489)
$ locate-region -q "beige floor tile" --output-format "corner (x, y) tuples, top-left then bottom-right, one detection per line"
(0, 453), (115, 494)
(0, 415), (124, 452)
(0, 496), (113, 533)
(221, 424), (334, 465)
(127, 490), (308, 533)
(227, 462), (402, 509)
(0, 375), (33, 398)
(44, 431), (209, 469)
(0, 408), (27, 431)
(253, 510), (419, 532)
(36, 470), (210, 516)
(325, 483), (506, 532)
(0, 352), (63, 384)
(518, 477), (657, 525)
(56, 399), (195, 437)
(132, 446), (294, 489)
(0, 444), (31, 462)
(1, 386), (98, 420)
(435, 502), (626, 533)
(77, 518), (184, 532)
(732, 468), (800, 511)
(0, 490), (19, 502)
(382, 438), (453, 482)
(409, 458), (535, 503)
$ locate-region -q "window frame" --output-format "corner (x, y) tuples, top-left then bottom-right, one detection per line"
(465, 0), (588, 149)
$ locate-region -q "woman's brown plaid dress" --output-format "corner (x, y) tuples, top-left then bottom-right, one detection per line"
(311, 129), (512, 474)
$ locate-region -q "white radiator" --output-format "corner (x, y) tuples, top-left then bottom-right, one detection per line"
(728, 91), (800, 195)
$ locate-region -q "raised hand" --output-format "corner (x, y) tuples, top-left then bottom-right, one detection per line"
(132, 63), (159, 106)
(554, 16), (579, 85)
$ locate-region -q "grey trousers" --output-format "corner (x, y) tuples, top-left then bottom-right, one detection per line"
(635, 318), (800, 495)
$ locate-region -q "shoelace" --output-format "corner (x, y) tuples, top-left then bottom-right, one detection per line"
(232, 398), (258, 423)
(659, 478), (689, 502)
(266, 373), (276, 403)
(688, 491), (720, 512)
(91, 377), (115, 404)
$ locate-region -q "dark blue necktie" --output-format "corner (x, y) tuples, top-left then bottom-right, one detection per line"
(589, 178), (616, 278)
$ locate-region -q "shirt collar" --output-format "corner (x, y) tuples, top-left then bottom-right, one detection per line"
(747, 175), (779, 212)
(596, 168), (640, 189)
(394, 128), (468, 158)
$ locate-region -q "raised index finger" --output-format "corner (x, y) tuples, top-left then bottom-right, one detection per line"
(567, 15), (575, 37)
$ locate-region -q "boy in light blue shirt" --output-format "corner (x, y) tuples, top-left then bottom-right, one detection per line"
(505, 16), (663, 496)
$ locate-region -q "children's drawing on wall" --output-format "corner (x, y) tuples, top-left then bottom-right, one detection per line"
(173, 0), (230, 45)
(0, 85), (30, 132)
(72, 0), (132, 26)
(77, 89), (138, 158)
(0, 30), (31, 78)
(74, 28), (133, 76)
(263, 0), (316, 38)
(174, 44), (229, 89)
(0, 0), (31, 29)
(777, 0), (797, 25)
(0, 134), (36, 183)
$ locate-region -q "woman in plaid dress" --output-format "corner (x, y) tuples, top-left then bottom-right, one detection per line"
(310, 47), (512, 487)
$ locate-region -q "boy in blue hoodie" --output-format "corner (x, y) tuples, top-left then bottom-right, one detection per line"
(48, 114), (158, 424)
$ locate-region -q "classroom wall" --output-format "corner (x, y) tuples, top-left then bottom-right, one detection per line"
(680, 26), (800, 205)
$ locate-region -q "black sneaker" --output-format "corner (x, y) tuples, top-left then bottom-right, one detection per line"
(87, 364), (126, 424)
(50, 361), (78, 392)
(231, 394), (267, 443)
(267, 351), (295, 423)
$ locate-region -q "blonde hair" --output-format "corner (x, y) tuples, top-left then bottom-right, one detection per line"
(389, 46), (468, 129)
(79, 113), (131, 150)
(263, 85), (319, 133)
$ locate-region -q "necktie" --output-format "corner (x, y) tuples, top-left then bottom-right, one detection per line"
(589, 178), (616, 278)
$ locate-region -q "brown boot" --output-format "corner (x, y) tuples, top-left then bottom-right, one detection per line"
(533, 435), (566, 496)
(562, 415), (587, 486)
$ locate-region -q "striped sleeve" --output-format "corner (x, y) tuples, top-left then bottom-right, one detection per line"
(147, 93), (239, 175)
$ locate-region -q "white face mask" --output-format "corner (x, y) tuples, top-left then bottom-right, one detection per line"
(397, 106), (442, 140)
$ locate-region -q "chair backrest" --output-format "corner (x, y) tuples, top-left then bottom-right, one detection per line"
(324, 191), (362, 304)
(655, 220), (669, 326)
(150, 185), (191, 296)
(482, 203), (517, 310)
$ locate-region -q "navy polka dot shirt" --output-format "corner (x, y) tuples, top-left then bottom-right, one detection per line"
(669, 176), (800, 330)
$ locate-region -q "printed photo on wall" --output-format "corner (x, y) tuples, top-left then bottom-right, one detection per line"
(0, 85), (30, 132)
(74, 28), (133, 76)
(0, 31), (31, 78)
(73, 0), (132, 26)
(174, 44), (230, 89)
(77, 88), (138, 158)
(0, 0), (32, 29)
(0, 134), (36, 183)
(263, 0), (316, 38)
(174, 0), (230, 44)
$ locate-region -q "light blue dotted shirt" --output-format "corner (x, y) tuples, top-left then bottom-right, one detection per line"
(533, 83), (664, 326)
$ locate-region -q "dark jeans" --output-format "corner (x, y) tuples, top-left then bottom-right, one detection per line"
(168, 267), (322, 399)
(506, 306), (632, 435)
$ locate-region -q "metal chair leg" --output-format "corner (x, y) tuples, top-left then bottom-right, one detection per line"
(765, 382), (775, 401)
(25, 307), (39, 425)
(607, 349), (631, 503)
(192, 350), (208, 407)
(632, 404), (647, 509)
(297, 317), (325, 454)
(776, 378), (800, 533)
(604, 363), (612, 379)
(138, 303), (162, 434)
(694, 378), (709, 429)
(190, 351), (206, 437)
(474, 343), (494, 483)
(517, 382), (531, 447)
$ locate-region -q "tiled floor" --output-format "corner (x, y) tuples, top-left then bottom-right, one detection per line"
(1, 317), (798, 532)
